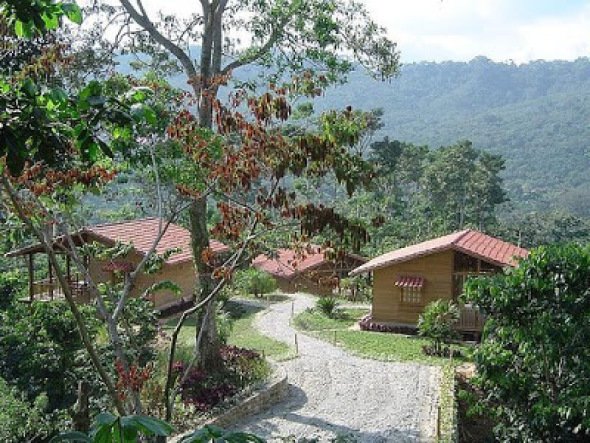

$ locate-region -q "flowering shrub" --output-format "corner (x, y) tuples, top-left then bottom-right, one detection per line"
(358, 314), (417, 335)
(174, 346), (268, 412)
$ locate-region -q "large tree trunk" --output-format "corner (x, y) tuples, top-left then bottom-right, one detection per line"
(189, 1), (226, 373)
(189, 196), (222, 372)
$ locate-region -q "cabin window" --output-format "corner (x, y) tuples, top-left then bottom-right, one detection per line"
(401, 286), (422, 304)
(395, 275), (424, 304)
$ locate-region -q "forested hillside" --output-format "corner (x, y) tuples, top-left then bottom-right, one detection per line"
(149, 56), (590, 216)
(313, 56), (590, 216)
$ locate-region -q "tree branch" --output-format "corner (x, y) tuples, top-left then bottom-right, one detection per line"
(220, 12), (290, 76)
(119, 0), (198, 78)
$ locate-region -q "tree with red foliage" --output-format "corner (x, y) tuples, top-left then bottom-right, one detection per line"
(82, 0), (401, 376)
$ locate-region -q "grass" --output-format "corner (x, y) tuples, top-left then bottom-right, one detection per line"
(162, 299), (294, 361)
(293, 308), (471, 366)
(293, 307), (369, 331)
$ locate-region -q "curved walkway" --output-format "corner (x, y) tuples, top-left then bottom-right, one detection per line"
(229, 294), (441, 442)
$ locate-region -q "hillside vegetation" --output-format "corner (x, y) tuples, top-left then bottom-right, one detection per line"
(313, 56), (590, 216)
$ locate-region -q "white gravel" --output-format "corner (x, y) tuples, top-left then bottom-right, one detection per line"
(229, 294), (441, 442)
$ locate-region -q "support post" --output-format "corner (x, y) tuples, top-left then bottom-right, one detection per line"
(28, 253), (34, 303)
(48, 254), (53, 300)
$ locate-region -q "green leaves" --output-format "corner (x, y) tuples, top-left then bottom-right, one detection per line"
(51, 414), (174, 443)
(465, 244), (590, 441)
(179, 425), (265, 443)
(61, 3), (83, 25)
(6, 1), (84, 37)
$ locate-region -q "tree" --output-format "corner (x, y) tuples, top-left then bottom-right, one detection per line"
(465, 244), (590, 441)
(1, 0), (172, 418)
(84, 0), (400, 373)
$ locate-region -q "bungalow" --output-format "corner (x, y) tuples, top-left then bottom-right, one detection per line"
(252, 246), (367, 296)
(6, 218), (229, 310)
(350, 229), (528, 333)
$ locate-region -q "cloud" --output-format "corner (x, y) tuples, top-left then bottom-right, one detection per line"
(363, 0), (590, 62)
(103, 0), (590, 63)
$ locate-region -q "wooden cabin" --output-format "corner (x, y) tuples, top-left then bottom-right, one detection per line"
(252, 246), (367, 296)
(6, 218), (229, 310)
(350, 229), (528, 334)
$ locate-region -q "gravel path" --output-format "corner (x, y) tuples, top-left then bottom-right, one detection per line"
(229, 294), (441, 442)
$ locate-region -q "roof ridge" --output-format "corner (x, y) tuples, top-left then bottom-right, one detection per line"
(88, 217), (160, 229)
(450, 229), (473, 246)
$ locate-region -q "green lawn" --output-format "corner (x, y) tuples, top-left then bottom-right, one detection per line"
(293, 307), (369, 331)
(162, 300), (294, 361)
(293, 308), (471, 366)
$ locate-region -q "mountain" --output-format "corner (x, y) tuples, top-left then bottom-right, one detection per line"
(117, 55), (590, 217)
(313, 56), (590, 217)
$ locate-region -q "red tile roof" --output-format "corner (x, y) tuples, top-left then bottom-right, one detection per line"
(350, 229), (528, 275)
(252, 246), (335, 280)
(85, 218), (229, 265)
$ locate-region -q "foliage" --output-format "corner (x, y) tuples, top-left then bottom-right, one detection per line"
(0, 301), (100, 410)
(438, 364), (458, 443)
(232, 268), (278, 298)
(179, 425), (265, 443)
(0, 376), (57, 443)
(494, 210), (590, 249)
(173, 345), (269, 412)
(315, 296), (339, 318)
(417, 300), (460, 356)
(465, 244), (590, 441)
(1, 0), (82, 37)
(311, 57), (590, 218)
(0, 268), (25, 310)
(298, 138), (509, 257)
(51, 413), (173, 443)
(338, 276), (371, 301)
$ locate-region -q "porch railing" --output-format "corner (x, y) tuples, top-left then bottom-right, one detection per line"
(30, 275), (91, 302)
(456, 304), (485, 332)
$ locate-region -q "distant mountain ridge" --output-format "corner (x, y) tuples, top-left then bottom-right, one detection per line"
(313, 56), (590, 216)
(117, 55), (590, 217)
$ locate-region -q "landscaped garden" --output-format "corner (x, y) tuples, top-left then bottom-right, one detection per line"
(293, 297), (472, 366)
(162, 299), (294, 362)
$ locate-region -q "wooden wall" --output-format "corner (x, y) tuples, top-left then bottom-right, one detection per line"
(88, 254), (196, 309)
(372, 250), (454, 324)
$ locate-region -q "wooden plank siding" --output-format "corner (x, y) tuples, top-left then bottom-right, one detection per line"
(372, 250), (454, 324)
(88, 253), (196, 309)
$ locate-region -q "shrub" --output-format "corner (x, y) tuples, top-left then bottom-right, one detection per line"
(0, 377), (55, 443)
(465, 244), (590, 441)
(232, 269), (277, 298)
(174, 345), (269, 412)
(0, 301), (100, 412)
(0, 269), (25, 310)
(417, 300), (459, 355)
(316, 296), (338, 318)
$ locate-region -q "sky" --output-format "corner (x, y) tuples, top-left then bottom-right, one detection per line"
(131, 0), (590, 63)
(362, 0), (590, 63)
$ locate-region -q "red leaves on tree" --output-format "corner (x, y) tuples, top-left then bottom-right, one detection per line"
(115, 360), (151, 402)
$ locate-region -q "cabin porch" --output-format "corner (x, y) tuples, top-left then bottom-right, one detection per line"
(15, 250), (92, 304)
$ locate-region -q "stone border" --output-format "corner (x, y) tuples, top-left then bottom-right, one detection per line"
(170, 364), (288, 441)
(436, 363), (459, 443)
(206, 363), (288, 428)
